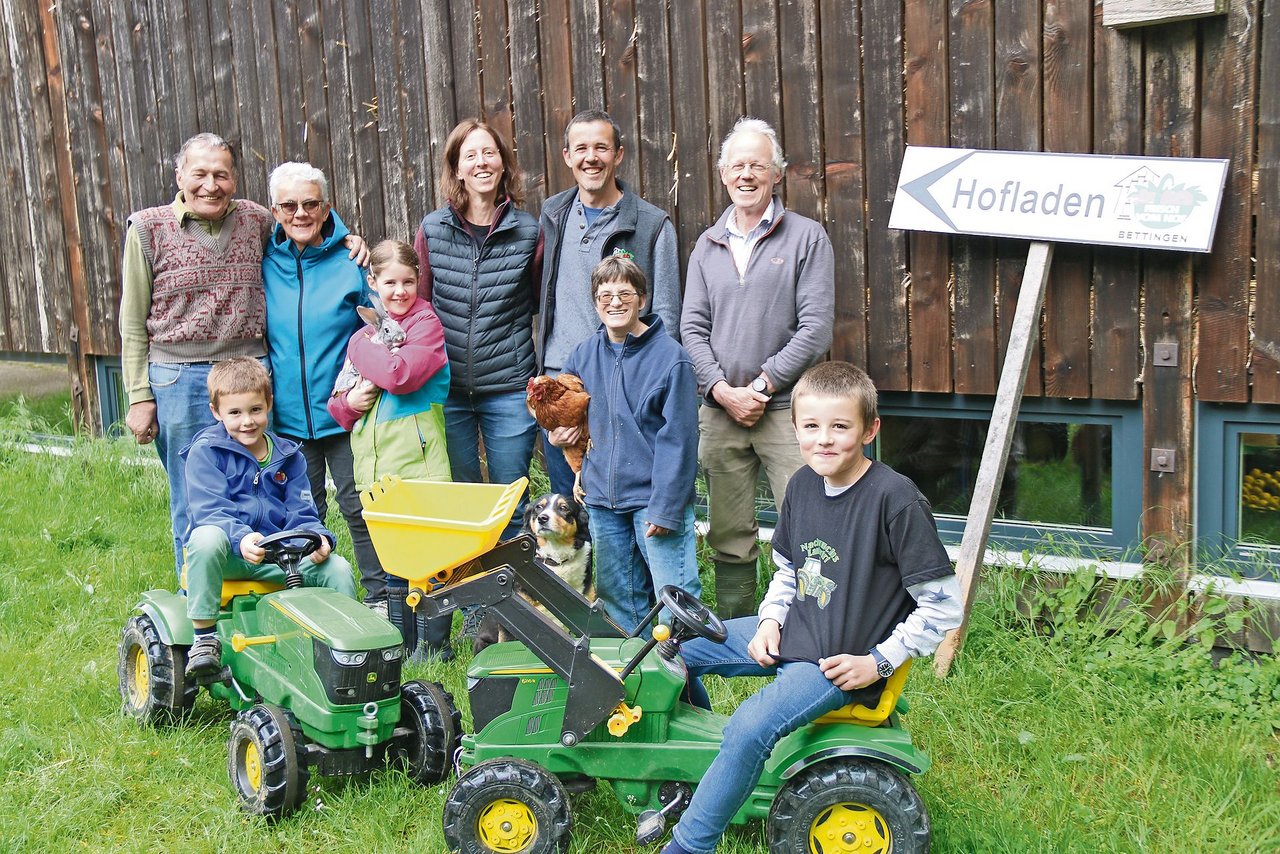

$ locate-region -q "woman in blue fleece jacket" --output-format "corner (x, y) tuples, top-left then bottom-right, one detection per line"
(554, 256), (701, 633)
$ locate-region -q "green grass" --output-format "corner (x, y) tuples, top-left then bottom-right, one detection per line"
(0, 430), (1277, 853)
(0, 389), (75, 436)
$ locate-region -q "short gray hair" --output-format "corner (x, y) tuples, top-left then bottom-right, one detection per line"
(268, 161), (330, 204)
(716, 117), (786, 172)
(175, 133), (235, 172)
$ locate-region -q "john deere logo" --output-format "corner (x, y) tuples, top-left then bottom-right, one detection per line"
(366, 672), (377, 683)
(1130, 174), (1207, 230)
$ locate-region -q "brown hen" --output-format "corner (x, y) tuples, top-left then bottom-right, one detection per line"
(526, 374), (590, 496)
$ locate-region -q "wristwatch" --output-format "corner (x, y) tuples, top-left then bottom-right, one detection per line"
(870, 648), (895, 679)
(750, 376), (771, 396)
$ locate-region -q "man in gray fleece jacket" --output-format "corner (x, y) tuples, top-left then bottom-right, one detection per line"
(680, 117), (834, 619)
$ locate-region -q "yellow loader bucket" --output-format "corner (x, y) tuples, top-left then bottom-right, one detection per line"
(360, 475), (527, 590)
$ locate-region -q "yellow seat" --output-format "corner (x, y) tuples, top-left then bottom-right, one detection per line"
(179, 563), (285, 606)
(814, 659), (913, 726)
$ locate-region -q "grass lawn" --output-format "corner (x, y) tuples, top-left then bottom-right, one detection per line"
(0, 429), (1276, 853)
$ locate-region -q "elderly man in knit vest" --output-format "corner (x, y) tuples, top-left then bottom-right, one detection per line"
(119, 133), (364, 579)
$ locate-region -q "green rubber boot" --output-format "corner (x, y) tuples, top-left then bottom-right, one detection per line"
(714, 561), (758, 620)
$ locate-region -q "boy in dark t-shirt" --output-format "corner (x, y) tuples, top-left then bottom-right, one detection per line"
(661, 361), (963, 854)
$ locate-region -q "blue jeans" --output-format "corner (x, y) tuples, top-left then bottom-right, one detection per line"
(149, 361), (218, 578)
(444, 389), (537, 538)
(672, 617), (856, 854)
(587, 503), (701, 634)
(541, 432), (577, 497)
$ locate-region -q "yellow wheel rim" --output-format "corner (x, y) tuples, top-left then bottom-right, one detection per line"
(476, 798), (537, 852)
(129, 645), (150, 708)
(243, 741), (263, 793)
(808, 802), (892, 854)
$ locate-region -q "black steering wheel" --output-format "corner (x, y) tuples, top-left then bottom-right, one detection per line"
(658, 585), (728, 644)
(256, 529), (324, 587)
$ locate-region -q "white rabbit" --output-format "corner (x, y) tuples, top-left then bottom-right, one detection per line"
(331, 293), (407, 398)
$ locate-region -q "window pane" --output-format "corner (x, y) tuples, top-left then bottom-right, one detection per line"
(877, 417), (1112, 528)
(1238, 433), (1280, 547)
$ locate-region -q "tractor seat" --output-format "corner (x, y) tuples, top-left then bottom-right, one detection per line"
(814, 659), (913, 727)
(179, 565), (285, 606)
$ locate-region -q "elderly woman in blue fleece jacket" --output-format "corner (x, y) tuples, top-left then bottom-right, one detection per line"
(550, 255), (701, 633)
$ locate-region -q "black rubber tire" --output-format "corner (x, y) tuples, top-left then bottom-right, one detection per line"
(392, 679), (462, 785)
(227, 703), (310, 820)
(117, 614), (195, 724)
(767, 758), (930, 854)
(442, 759), (572, 854)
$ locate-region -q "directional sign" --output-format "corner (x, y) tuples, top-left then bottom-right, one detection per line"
(890, 146), (1229, 253)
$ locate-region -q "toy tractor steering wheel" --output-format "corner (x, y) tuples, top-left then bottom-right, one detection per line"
(658, 585), (728, 644)
(257, 529), (324, 589)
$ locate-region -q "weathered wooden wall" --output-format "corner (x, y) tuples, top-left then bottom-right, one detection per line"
(0, 0), (1273, 419)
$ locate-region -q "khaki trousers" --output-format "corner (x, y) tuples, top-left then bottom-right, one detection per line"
(697, 405), (804, 566)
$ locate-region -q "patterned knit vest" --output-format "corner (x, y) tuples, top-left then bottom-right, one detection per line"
(131, 201), (271, 362)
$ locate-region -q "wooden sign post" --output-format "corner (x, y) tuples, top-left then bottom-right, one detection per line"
(889, 146), (1228, 678)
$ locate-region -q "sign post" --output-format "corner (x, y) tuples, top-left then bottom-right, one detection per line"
(888, 146), (1228, 678)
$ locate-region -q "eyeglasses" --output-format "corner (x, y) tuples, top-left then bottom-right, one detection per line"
(595, 290), (639, 306)
(723, 161), (773, 177)
(273, 199), (325, 216)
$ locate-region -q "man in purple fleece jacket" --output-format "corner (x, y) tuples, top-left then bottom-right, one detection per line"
(679, 117), (835, 620)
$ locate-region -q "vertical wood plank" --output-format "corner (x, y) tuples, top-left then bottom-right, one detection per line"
(1142, 21), (1196, 563)
(635, 0), (675, 214)
(603, 0), (640, 188)
(340, 0), (386, 236)
(820, 0), (868, 369)
(862, 0), (909, 390)
(994, 1), (1043, 395)
(1253, 0), (1280, 401)
(0, 2), (38, 351)
(183, 0), (220, 130)
(1196, 0), (1257, 403)
(904, 0), (952, 392)
(369, 0), (411, 240)
(1041, 0), (1092, 399)
(421, 0), (462, 209)
(450, 0), (483, 120)
(244, 0), (285, 194)
(704, 0), (744, 217)
(318, 0), (359, 221)
(477, 0), (513, 141)
(296, 0), (334, 171)
(949, 0), (997, 394)
(741, 0), (781, 136)
(1090, 0), (1142, 401)
(537, 0), (576, 194)
(113, 0), (165, 205)
(668, 0), (713, 273)
(569, 0), (604, 114)
(225, 0), (268, 194)
(392, 0), (434, 224)
(507, 0), (547, 207)
(205, 0), (242, 144)
(271, 0), (308, 162)
(778, 0), (822, 221)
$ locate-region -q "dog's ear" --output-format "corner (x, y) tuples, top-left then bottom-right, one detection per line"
(573, 501), (591, 550)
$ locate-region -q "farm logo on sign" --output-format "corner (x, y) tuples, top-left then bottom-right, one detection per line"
(1129, 174), (1208, 230)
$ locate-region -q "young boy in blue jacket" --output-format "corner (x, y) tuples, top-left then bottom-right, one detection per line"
(182, 357), (356, 677)
(550, 255), (701, 633)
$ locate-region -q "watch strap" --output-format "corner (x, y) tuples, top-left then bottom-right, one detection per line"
(870, 647), (894, 678)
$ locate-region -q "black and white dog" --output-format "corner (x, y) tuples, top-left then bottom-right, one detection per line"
(472, 493), (593, 654)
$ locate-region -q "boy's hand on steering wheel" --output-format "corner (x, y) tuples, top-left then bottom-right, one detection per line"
(747, 619), (781, 666)
(312, 537), (332, 563)
(818, 653), (879, 691)
(240, 532), (266, 565)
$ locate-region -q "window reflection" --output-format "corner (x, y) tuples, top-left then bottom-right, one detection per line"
(877, 417), (1112, 528)
(1238, 433), (1280, 547)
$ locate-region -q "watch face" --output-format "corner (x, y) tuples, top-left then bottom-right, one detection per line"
(878, 660), (895, 678)
(752, 378), (768, 393)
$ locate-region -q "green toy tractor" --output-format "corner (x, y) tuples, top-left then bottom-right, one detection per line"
(117, 529), (463, 819)
(362, 476), (933, 854)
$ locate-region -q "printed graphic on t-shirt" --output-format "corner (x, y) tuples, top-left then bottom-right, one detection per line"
(795, 538), (840, 608)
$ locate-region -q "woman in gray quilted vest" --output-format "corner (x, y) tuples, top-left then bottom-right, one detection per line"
(413, 120), (542, 537)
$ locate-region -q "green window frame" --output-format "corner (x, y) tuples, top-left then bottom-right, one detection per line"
(1196, 403), (1280, 580)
